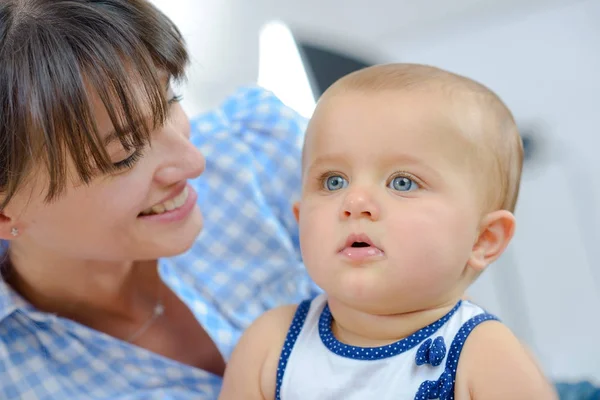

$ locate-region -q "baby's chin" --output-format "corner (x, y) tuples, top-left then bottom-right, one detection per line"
(325, 276), (451, 314)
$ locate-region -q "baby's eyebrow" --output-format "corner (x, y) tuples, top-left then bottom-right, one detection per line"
(309, 154), (348, 166)
(305, 154), (351, 174)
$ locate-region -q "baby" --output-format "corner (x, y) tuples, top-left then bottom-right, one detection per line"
(219, 64), (556, 399)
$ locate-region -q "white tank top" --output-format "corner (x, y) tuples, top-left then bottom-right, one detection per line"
(275, 294), (498, 400)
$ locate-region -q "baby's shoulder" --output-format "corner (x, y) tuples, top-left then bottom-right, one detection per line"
(252, 303), (300, 334)
(455, 320), (557, 399)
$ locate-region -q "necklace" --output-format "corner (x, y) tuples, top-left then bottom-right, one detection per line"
(126, 282), (165, 343)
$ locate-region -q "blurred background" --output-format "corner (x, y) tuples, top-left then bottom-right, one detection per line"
(150, 0), (599, 385)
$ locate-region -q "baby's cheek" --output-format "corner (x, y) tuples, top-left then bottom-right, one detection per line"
(388, 215), (465, 277)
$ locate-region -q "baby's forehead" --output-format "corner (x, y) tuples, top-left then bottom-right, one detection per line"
(308, 87), (486, 144)
(307, 96), (476, 161)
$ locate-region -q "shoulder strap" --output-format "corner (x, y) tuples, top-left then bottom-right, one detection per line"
(414, 313), (500, 400)
(275, 299), (312, 400)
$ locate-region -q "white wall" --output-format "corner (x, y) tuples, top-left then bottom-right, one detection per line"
(381, 0), (600, 382)
(149, 0), (263, 113)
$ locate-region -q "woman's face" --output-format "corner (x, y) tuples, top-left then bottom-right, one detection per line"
(5, 79), (206, 262)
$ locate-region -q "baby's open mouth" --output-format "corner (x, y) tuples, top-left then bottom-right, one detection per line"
(339, 234), (385, 261)
(341, 234), (383, 253)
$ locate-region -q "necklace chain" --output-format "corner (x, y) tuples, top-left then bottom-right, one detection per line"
(126, 279), (165, 343)
(126, 300), (164, 343)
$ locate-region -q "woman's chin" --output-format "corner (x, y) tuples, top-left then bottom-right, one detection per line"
(143, 208), (204, 258)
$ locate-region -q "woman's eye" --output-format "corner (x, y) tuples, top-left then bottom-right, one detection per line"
(112, 149), (144, 171)
(324, 175), (348, 191)
(168, 94), (183, 105)
(388, 176), (418, 192)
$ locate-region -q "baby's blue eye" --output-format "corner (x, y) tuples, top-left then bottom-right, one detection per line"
(324, 175), (348, 191)
(389, 176), (418, 192)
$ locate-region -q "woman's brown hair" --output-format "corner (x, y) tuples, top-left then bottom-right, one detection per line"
(0, 0), (189, 210)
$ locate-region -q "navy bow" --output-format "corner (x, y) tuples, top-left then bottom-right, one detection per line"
(414, 370), (453, 400)
(415, 336), (446, 367)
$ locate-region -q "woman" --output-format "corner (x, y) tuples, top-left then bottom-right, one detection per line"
(0, 0), (316, 398)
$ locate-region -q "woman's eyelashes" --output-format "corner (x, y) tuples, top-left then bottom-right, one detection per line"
(168, 94), (183, 104)
(112, 148), (144, 170)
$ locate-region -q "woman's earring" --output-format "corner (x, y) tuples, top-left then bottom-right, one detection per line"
(10, 228), (18, 237)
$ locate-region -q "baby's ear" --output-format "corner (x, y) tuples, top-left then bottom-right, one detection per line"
(468, 210), (516, 271)
(292, 202), (300, 223)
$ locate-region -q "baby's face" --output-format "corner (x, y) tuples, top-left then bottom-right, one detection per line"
(297, 89), (485, 314)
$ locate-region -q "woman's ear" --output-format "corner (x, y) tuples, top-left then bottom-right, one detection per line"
(468, 210), (516, 271)
(0, 213), (18, 240)
(292, 202), (300, 223)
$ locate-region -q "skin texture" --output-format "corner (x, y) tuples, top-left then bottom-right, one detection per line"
(219, 72), (557, 399)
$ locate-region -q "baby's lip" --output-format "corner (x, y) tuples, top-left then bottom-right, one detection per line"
(340, 233), (382, 251)
(338, 233), (385, 262)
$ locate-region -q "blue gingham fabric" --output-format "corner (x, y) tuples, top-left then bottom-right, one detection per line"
(0, 86), (320, 399)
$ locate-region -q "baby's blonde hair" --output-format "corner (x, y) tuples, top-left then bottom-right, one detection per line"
(319, 63), (524, 213)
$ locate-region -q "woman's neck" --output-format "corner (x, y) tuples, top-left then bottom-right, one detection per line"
(4, 242), (160, 322)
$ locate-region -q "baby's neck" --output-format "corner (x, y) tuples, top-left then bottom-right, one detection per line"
(328, 296), (462, 347)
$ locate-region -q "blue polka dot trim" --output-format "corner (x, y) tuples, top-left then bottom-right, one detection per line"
(274, 300), (311, 400)
(444, 313), (500, 378)
(414, 313), (499, 400)
(318, 301), (462, 360)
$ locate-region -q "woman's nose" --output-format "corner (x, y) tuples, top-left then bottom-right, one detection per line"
(153, 111), (206, 185)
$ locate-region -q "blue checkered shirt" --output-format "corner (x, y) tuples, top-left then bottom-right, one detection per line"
(0, 87), (319, 399)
